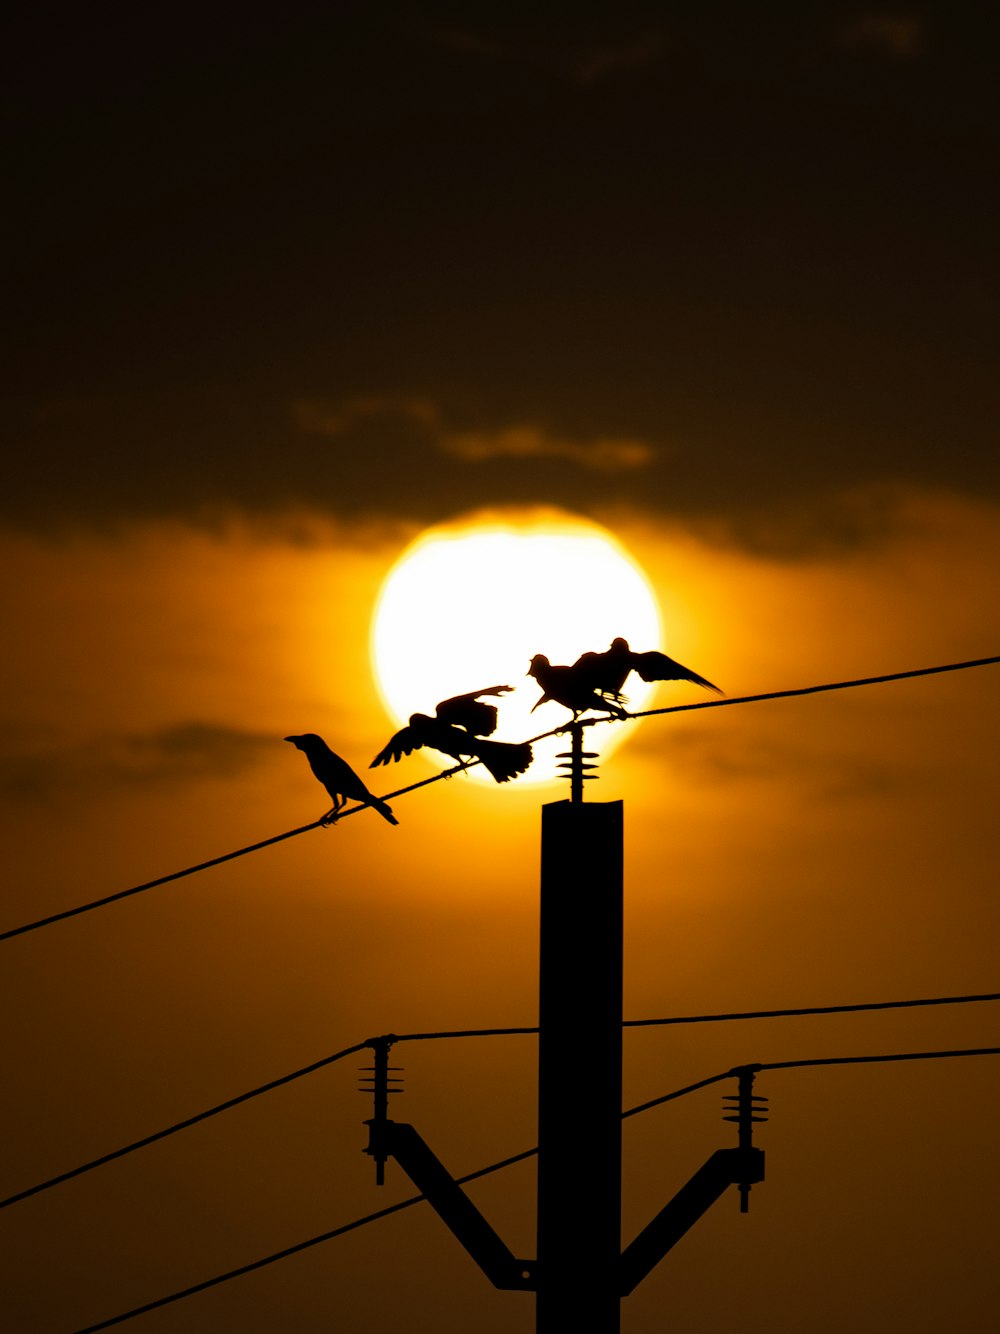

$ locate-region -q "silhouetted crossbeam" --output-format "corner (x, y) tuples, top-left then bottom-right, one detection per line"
(365, 1118), (534, 1291)
(619, 1146), (765, 1295)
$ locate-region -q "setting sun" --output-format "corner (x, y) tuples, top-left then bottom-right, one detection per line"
(371, 510), (663, 782)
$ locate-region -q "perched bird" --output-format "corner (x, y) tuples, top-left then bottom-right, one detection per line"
(432, 684), (513, 736)
(576, 637), (722, 699)
(527, 654), (629, 720)
(285, 734), (398, 825)
(371, 707), (533, 783)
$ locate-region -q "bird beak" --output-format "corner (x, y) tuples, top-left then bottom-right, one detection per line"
(283, 736), (299, 745)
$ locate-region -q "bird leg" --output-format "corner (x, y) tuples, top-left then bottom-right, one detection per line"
(320, 794), (345, 826)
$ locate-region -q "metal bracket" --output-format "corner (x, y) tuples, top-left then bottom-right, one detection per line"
(619, 1145), (765, 1295)
(365, 1118), (536, 1291)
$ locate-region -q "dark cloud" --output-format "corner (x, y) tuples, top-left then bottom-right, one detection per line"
(295, 396), (656, 471)
(680, 485), (935, 561)
(0, 723), (276, 801)
(634, 724), (906, 801)
(440, 425), (655, 470)
(5, 3), (999, 548)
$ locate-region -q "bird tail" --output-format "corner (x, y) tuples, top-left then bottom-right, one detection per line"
(369, 796), (399, 825)
(476, 739), (534, 783)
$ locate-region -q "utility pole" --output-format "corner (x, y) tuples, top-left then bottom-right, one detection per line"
(537, 779), (623, 1329)
(362, 719), (764, 1329)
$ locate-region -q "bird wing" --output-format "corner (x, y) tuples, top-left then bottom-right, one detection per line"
(370, 725), (421, 768)
(435, 684), (512, 713)
(529, 660), (628, 717)
(435, 685), (515, 734)
(444, 684), (513, 703)
(320, 754), (375, 803)
(412, 716), (477, 763)
(571, 649), (629, 698)
(631, 651), (722, 693)
(570, 651), (601, 684)
(313, 750), (359, 794)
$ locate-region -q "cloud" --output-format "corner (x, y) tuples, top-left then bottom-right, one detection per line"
(292, 396), (440, 437)
(0, 723), (276, 800)
(636, 725), (904, 801)
(294, 396), (656, 473)
(439, 424), (655, 471)
(681, 484), (925, 561)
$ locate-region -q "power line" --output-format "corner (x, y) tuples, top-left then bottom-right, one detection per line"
(72, 1146), (539, 1334)
(759, 1044), (1000, 1074)
(622, 989), (1000, 1029)
(7, 987), (997, 1213)
(396, 988), (1000, 1038)
(72, 1042), (1000, 1332)
(0, 763), (471, 944)
(619, 1046), (1000, 1122)
(626, 653), (1000, 721)
(0, 820), (324, 943)
(0, 1042), (366, 1212)
(622, 1070), (734, 1119)
(3, 652), (997, 945)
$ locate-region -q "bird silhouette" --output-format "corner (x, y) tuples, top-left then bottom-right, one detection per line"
(527, 654), (630, 720)
(285, 734), (398, 825)
(371, 700), (533, 783)
(432, 684), (513, 736)
(575, 637), (722, 699)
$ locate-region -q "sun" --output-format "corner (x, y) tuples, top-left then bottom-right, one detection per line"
(370, 510), (662, 784)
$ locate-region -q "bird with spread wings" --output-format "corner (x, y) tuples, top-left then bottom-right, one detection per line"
(371, 684), (533, 783)
(573, 637), (722, 702)
(285, 734), (399, 825)
(527, 654), (630, 720)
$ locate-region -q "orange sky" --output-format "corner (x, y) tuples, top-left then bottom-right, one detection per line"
(2, 491), (998, 1332)
(5, 4), (1000, 1328)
